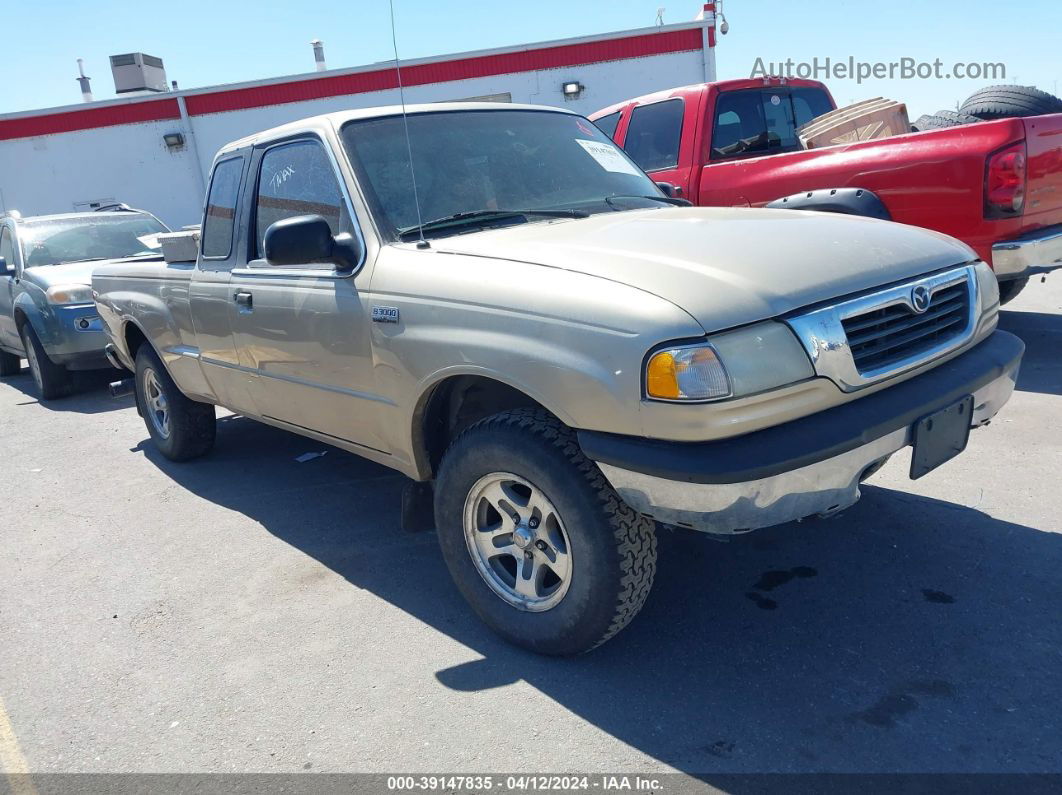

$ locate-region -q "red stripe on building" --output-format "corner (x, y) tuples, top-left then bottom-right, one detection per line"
(185, 28), (703, 115)
(0, 99), (181, 141)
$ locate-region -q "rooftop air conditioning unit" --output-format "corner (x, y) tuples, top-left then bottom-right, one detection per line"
(110, 53), (168, 94)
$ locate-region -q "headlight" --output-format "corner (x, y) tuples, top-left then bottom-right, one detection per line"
(45, 284), (94, 305)
(646, 343), (731, 401)
(646, 322), (814, 402)
(973, 260), (999, 311)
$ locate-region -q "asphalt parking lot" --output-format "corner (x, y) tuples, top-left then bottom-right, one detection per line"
(1, 277), (1060, 780)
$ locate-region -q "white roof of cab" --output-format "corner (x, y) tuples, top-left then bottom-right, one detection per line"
(217, 102), (577, 155)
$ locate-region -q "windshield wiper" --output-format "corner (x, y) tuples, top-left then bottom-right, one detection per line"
(604, 195), (692, 210)
(398, 208), (587, 240)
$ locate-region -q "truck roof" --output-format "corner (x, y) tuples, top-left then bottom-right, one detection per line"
(217, 101), (578, 155)
(589, 78), (830, 119)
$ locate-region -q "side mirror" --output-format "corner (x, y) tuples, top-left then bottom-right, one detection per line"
(0, 256), (12, 275)
(264, 214), (362, 272)
(655, 181), (683, 198)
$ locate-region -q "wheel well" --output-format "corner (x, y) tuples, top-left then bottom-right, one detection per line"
(765, 187), (892, 221)
(124, 323), (149, 362)
(418, 375), (548, 478)
(13, 309), (28, 335)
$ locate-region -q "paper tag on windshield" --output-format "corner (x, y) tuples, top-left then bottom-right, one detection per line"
(575, 139), (643, 177)
(137, 233), (162, 250)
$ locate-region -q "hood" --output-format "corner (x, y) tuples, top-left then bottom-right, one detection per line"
(433, 207), (977, 333)
(24, 256), (161, 289)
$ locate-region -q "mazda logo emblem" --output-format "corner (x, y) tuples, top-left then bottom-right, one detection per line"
(911, 285), (932, 314)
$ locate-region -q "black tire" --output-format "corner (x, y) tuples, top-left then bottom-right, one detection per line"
(434, 408), (657, 655)
(912, 109), (982, 131)
(0, 349), (20, 377)
(997, 277), (1029, 305)
(959, 85), (1062, 121)
(20, 324), (72, 400)
(134, 345), (216, 461)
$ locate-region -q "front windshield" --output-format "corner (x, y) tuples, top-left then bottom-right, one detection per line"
(19, 214), (169, 267)
(340, 109), (664, 240)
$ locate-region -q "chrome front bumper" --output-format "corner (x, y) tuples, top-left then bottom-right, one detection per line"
(993, 225), (1062, 279)
(596, 362), (1019, 535)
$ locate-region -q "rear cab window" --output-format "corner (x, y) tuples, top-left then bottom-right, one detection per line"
(200, 156), (245, 261)
(711, 87), (833, 160)
(622, 99), (684, 172)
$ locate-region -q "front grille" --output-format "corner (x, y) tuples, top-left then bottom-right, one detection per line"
(842, 279), (971, 373)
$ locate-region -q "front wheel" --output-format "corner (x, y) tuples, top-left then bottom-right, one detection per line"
(20, 324), (72, 400)
(434, 409), (657, 655)
(134, 345), (216, 461)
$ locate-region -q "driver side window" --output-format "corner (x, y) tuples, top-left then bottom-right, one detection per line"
(711, 89), (802, 160)
(254, 139), (351, 265)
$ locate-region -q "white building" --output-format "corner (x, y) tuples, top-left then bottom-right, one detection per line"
(0, 11), (718, 229)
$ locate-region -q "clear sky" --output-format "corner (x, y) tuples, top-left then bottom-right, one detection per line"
(0, 0), (1058, 118)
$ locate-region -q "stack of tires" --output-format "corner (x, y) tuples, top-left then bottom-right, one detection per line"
(912, 85), (1062, 132)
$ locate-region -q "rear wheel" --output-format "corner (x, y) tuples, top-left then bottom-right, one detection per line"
(0, 349), (20, 377)
(20, 324), (72, 400)
(134, 345), (216, 461)
(997, 277), (1029, 305)
(434, 408), (657, 655)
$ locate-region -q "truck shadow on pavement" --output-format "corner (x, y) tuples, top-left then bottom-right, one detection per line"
(999, 309), (1062, 397)
(140, 414), (1062, 775)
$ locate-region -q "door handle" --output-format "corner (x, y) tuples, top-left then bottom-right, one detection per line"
(234, 290), (253, 309)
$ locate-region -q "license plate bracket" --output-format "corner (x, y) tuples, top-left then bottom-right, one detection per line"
(909, 395), (975, 479)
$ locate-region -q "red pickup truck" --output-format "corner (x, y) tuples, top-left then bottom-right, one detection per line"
(591, 78), (1062, 303)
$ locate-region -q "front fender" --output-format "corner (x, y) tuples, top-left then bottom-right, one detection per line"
(13, 289), (52, 346)
(96, 288), (184, 371)
(369, 251), (706, 477)
(413, 358), (600, 432)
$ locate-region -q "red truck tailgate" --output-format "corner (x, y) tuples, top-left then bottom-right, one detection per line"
(1022, 113), (1062, 231)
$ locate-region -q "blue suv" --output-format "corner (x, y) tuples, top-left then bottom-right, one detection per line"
(0, 207), (169, 399)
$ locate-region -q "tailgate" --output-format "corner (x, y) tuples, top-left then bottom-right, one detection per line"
(1023, 113), (1062, 229)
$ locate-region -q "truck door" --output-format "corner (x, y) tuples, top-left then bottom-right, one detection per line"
(0, 225), (20, 350)
(619, 97), (692, 198)
(188, 153), (260, 414)
(227, 135), (385, 452)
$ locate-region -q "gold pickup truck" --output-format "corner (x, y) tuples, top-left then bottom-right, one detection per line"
(93, 103), (1023, 655)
